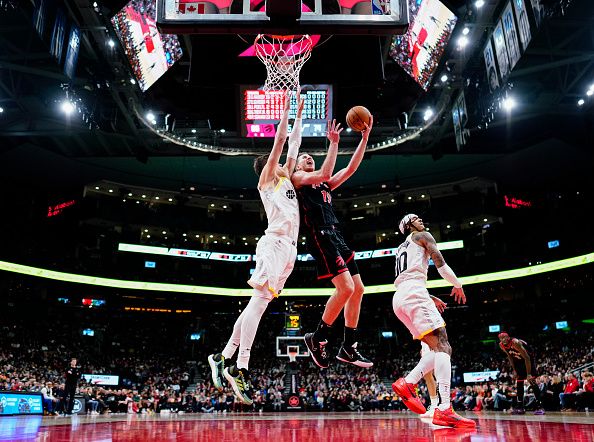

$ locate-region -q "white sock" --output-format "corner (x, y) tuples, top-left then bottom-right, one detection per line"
(430, 396), (439, 409)
(434, 352), (452, 411)
(236, 294), (270, 370)
(222, 308), (246, 360)
(404, 351), (435, 385)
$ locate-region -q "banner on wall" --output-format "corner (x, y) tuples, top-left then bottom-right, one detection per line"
(484, 39), (499, 93)
(529, 0), (544, 28)
(50, 8), (67, 64)
(513, 0), (532, 51)
(63, 24), (80, 79)
(493, 20), (510, 80)
(502, 1), (521, 70)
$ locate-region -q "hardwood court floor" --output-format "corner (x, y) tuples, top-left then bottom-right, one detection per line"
(1, 411), (593, 441)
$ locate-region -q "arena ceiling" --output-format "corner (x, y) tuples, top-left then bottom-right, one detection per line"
(0, 0), (593, 193)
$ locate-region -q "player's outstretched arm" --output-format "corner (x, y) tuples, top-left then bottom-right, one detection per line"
(327, 115), (373, 190)
(415, 231), (465, 304)
(285, 92), (304, 177)
(292, 119), (341, 188)
(259, 91), (291, 188)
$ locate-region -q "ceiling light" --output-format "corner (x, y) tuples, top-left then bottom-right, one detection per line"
(502, 97), (516, 111)
(346, 127), (352, 133)
(353, 204), (358, 208)
(222, 236), (226, 240)
(108, 189), (113, 193)
(61, 101), (75, 114)
(483, 218), (487, 222)
(107, 39), (115, 48)
(578, 99), (585, 106)
(223, 205), (227, 209)
(141, 194), (146, 198)
(220, 129), (226, 133)
(457, 36), (469, 48)
(129, 78), (136, 85)
(209, 235), (213, 238)
(0, 107), (4, 113)
(365, 202), (370, 206)
(146, 235), (150, 238)
(182, 233), (187, 237)
(423, 108), (434, 121)
(407, 196), (412, 200)
(390, 199), (395, 203)
(128, 193), (132, 197)
(245, 243), (248, 246)
(155, 196), (160, 200)
(382, 233), (386, 237)
(144, 229), (148, 232)
(162, 231), (166, 234)
(242, 237), (247, 240)
(94, 186), (100, 190)
(210, 203), (215, 207)
(475, 0), (485, 7)
(469, 221), (474, 225)
(196, 234), (200, 238)
(378, 201), (382, 204)
(421, 194), (425, 198)
(191, 129), (197, 133)
(446, 224), (451, 229)
(168, 198), (173, 202)
(440, 74), (448, 83)
(214, 240), (218, 243)
(462, 27), (470, 35)
(146, 112), (155, 121)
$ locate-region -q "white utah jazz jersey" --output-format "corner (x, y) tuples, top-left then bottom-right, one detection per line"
(394, 233), (430, 286)
(260, 177), (300, 243)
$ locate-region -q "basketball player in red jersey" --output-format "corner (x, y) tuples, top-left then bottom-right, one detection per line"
(208, 91), (304, 405)
(498, 332), (545, 415)
(391, 214), (476, 428)
(292, 115), (374, 369)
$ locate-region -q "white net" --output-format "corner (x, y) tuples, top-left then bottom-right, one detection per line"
(254, 34), (313, 91)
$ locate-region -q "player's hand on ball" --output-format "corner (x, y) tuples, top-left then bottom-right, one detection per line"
(451, 286), (466, 304)
(327, 119), (343, 144)
(431, 296), (447, 313)
(361, 114), (373, 140)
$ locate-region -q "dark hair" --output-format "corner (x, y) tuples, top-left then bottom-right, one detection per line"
(253, 155), (269, 176)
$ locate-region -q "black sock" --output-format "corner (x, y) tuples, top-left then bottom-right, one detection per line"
(516, 380), (525, 408)
(314, 320), (332, 342)
(343, 326), (357, 347)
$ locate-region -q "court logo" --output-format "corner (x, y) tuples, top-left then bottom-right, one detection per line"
(72, 399), (83, 414)
(288, 396), (300, 407)
(286, 189), (296, 199)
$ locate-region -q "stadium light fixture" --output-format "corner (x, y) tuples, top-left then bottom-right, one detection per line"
(146, 111), (155, 121)
(191, 129), (197, 133)
(107, 39), (115, 48)
(346, 127), (352, 133)
(587, 90), (593, 97)
(502, 97), (516, 111)
(220, 128), (226, 133)
(423, 109), (434, 121)
(457, 36), (469, 48)
(61, 101), (75, 115)
(440, 74), (448, 83)
(577, 99), (585, 106)
(462, 27), (470, 35)
(0, 107), (4, 113)
(475, 0), (485, 8)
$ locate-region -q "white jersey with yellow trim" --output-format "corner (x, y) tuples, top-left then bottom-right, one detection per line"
(260, 176), (300, 243)
(394, 232), (430, 287)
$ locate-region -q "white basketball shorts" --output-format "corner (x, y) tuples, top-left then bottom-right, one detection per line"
(248, 234), (297, 300)
(393, 280), (445, 340)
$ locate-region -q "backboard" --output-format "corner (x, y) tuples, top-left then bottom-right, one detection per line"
(156, 0), (409, 35)
(276, 336), (309, 358)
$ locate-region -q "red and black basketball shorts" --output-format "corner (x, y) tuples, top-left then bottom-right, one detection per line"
(307, 225), (359, 280)
(512, 358), (537, 381)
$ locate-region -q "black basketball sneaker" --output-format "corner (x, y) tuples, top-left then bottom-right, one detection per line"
(304, 332), (330, 368)
(336, 342), (374, 368)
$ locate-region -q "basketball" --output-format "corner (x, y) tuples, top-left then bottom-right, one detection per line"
(346, 106), (372, 132)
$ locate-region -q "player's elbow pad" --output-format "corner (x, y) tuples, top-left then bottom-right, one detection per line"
(437, 264), (462, 288)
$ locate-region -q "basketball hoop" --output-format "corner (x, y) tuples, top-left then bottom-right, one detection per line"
(254, 34), (313, 91)
(287, 345), (299, 363)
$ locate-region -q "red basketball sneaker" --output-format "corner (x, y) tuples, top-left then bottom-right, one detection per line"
(392, 378), (426, 414)
(432, 407), (477, 428)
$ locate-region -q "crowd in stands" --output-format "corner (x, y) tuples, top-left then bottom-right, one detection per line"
(1, 272), (593, 416)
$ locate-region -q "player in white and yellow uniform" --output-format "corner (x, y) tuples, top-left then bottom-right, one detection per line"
(208, 91), (304, 405)
(391, 214), (476, 428)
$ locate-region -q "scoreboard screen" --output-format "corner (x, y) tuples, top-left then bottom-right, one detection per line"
(285, 314), (301, 331)
(240, 84), (332, 138)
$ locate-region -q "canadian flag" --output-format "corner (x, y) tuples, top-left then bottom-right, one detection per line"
(177, 1), (206, 14)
